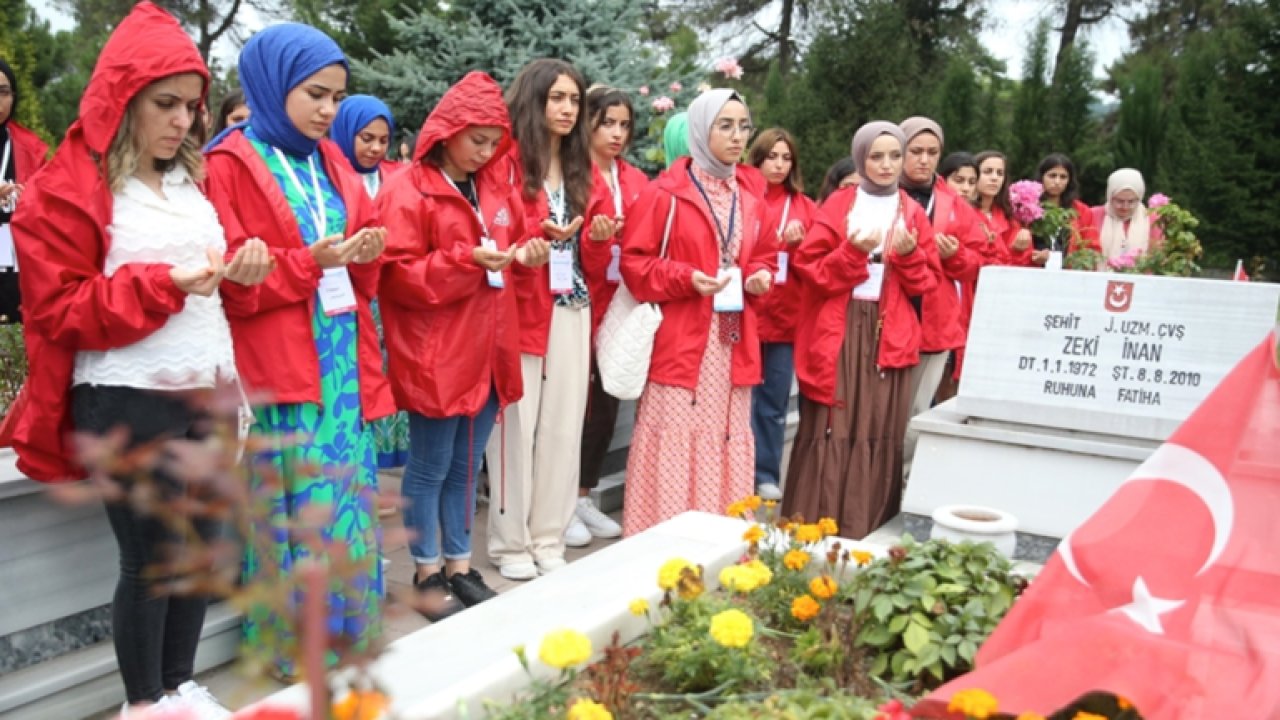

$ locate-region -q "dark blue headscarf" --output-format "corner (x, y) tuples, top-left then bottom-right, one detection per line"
(331, 95), (395, 173)
(233, 23), (348, 157)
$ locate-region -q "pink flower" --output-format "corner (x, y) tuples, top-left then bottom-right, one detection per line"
(651, 96), (676, 113)
(669, 81), (683, 93)
(714, 57), (744, 80)
(1008, 180), (1046, 225)
(1148, 193), (1170, 209)
(638, 85), (650, 96)
(1108, 250), (1140, 270)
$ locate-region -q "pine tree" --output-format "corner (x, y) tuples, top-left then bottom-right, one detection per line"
(1010, 19), (1052, 179)
(1110, 59), (1165, 183)
(0, 0), (48, 135)
(934, 57), (980, 153)
(1046, 40), (1095, 161)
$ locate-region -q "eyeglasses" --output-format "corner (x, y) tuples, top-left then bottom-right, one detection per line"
(713, 121), (754, 137)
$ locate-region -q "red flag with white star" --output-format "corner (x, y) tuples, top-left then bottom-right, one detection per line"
(915, 332), (1280, 718)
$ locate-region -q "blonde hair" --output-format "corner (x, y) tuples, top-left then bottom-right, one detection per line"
(106, 92), (206, 192)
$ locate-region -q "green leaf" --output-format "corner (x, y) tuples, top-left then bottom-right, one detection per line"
(869, 652), (889, 677)
(916, 642), (941, 669)
(921, 594), (937, 611)
(872, 595), (894, 622)
(903, 621), (930, 655)
(910, 611), (934, 629)
(887, 614), (909, 633)
(858, 624), (894, 647)
(939, 644), (957, 666)
(958, 639), (978, 662)
(854, 587), (873, 613)
(934, 582), (967, 594)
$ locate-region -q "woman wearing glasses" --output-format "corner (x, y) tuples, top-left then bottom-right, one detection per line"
(619, 89), (775, 535)
(1092, 168), (1162, 263)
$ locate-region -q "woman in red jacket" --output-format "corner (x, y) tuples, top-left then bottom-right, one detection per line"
(203, 22), (394, 678)
(8, 4), (272, 714)
(1035, 152), (1101, 265)
(620, 88), (775, 536)
(974, 150), (1033, 266)
(0, 58), (49, 323)
(377, 72), (546, 616)
(744, 127), (816, 502)
(784, 121), (937, 540)
(569, 85), (646, 547)
(485, 59), (591, 580)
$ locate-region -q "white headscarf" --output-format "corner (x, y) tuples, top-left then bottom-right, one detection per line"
(686, 88), (749, 180)
(1100, 168), (1152, 260)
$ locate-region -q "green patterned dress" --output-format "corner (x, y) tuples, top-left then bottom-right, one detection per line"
(241, 129), (383, 677)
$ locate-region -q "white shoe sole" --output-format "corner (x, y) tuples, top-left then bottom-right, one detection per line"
(497, 563), (538, 580)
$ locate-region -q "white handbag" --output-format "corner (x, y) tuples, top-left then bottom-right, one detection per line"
(595, 195), (676, 400)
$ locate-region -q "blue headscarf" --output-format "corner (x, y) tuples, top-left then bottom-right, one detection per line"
(331, 95), (395, 173)
(234, 23), (348, 157)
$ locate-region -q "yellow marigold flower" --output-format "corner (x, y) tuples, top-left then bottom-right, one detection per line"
(947, 689), (998, 719)
(726, 500), (747, 518)
(567, 698), (614, 720)
(657, 558), (694, 590)
(742, 525), (764, 543)
(817, 517), (839, 537)
(783, 549), (810, 571)
(809, 574), (838, 600)
(1015, 713), (1047, 720)
(851, 549), (874, 567)
(763, 499), (778, 508)
(791, 594), (821, 621)
(744, 559), (773, 585)
(718, 565), (755, 593)
(745, 495), (763, 511)
(628, 598), (649, 616)
(538, 628), (592, 669)
(1072, 713), (1107, 720)
(1116, 696), (1133, 710)
(708, 608), (754, 648)
(794, 523), (823, 544)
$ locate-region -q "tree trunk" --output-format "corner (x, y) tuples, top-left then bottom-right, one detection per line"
(778, 0), (794, 73)
(1054, 0), (1085, 83)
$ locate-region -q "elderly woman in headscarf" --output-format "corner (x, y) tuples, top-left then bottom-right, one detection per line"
(0, 57), (49, 322)
(1092, 167), (1163, 263)
(783, 121), (937, 540)
(618, 89), (776, 535)
(332, 94), (399, 199)
(203, 22), (394, 678)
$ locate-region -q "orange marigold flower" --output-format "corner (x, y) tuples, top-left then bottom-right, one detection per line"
(783, 549), (810, 571)
(1116, 696), (1133, 710)
(809, 574), (838, 600)
(763, 499), (778, 508)
(1014, 714), (1046, 720)
(817, 517), (839, 536)
(742, 525), (764, 543)
(725, 501), (747, 518)
(791, 594), (821, 621)
(947, 689), (998, 719)
(1072, 713), (1107, 720)
(851, 549), (874, 566)
(794, 523), (823, 544)
(744, 495), (763, 511)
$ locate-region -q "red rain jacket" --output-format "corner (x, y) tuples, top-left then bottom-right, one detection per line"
(920, 178), (984, 353)
(792, 187), (937, 406)
(619, 156), (776, 391)
(755, 183), (819, 344)
(376, 71), (526, 418)
(580, 157), (648, 337)
(204, 134), (393, 421)
(8, 122), (48, 182)
(0, 3), (215, 481)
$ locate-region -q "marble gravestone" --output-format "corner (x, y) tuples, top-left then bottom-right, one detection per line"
(902, 267), (1280, 543)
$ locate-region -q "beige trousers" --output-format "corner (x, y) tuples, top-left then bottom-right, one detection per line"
(903, 350), (950, 479)
(486, 305), (591, 566)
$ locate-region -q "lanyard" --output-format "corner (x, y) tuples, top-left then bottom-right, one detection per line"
(1, 139), (11, 182)
(608, 161), (623, 217)
(687, 168), (737, 264)
(273, 149), (327, 238)
(442, 169), (491, 239)
(775, 193), (792, 239)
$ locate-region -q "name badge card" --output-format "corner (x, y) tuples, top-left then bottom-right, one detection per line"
(852, 263), (884, 301)
(549, 248), (574, 295)
(0, 225), (14, 269)
(714, 267), (745, 313)
(481, 237), (505, 289)
(606, 244), (623, 284)
(776, 251), (789, 285)
(318, 267), (358, 316)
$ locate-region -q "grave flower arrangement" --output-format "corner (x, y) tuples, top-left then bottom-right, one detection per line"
(1007, 180), (1090, 265)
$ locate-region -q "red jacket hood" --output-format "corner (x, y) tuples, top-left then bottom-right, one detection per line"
(413, 71), (512, 168)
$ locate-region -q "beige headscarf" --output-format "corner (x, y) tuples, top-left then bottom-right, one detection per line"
(1099, 168), (1151, 260)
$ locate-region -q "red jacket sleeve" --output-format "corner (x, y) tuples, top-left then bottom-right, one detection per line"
(377, 187), (485, 311)
(793, 201), (871, 297)
(890, 203), (937, 296)
(940, 204), (984, 283)
(579, 176), (617, 283)
(620, 187), (698, 303)
(13, 193), (187, 351)
(742, 198), (777, 280)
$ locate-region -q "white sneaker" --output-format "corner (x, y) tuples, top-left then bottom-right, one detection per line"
(564, 515), (592, 547)
(575, 497), (622, 538)
(119, 696), (184, 719)
(756, 483), (783, 501)
(536, 556), (567, 573)
(498, 561), (539, 580)
(174, 681), (232, 719)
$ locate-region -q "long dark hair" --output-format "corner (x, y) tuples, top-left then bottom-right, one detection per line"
(1037, 152), (1079, 208)
(212, 89), (245, 137)
(974, 150), (1013, 217)
(817, 157), (857, 204)
(939, 151), (977, 180)
(506, 59), (592, 218)
(747, 127), (804, 194)
(587, 85), (635, 152)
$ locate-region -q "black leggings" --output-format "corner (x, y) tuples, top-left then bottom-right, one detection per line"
(72, 385), (218, 704)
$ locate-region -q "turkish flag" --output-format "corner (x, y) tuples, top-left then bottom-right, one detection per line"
(915, 332), (1280, 719)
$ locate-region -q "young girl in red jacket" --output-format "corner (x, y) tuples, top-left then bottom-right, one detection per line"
(0, 57), (49, 322)
(485, 58), (592, 580)
(1036, 152), (1101, 264)
(569, 85), (647, 547)
(203, 22), (394, 678)
(744, 127), (816, 503)
(7, 4), (272, 715)
(620, 89), (775, 536)
(974, 150), (1032, 266)
(377, 71), (548, 617)
(784, 122), (938, 540)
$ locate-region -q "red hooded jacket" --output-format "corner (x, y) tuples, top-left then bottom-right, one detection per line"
(376, 71), (526, 418)
(0, 2), (217, 481)
(580, 157), (648, 337)
(919, 177), (984, 353)
(8, 122), (48, 182)
(978, 205), (1028, 266)
(755, 183), (819, 344)
(204, 131), (393, 422)
(619, 156), (776, 390)
(792, 187), (937, 406)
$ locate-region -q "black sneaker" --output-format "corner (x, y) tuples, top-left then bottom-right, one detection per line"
(412, 570), (464, 622)
(448, 568), (498, 607)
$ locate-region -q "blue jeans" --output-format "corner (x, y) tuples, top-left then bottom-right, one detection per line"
(403, 390), (500, 565)
(751, 342), (794, 488)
